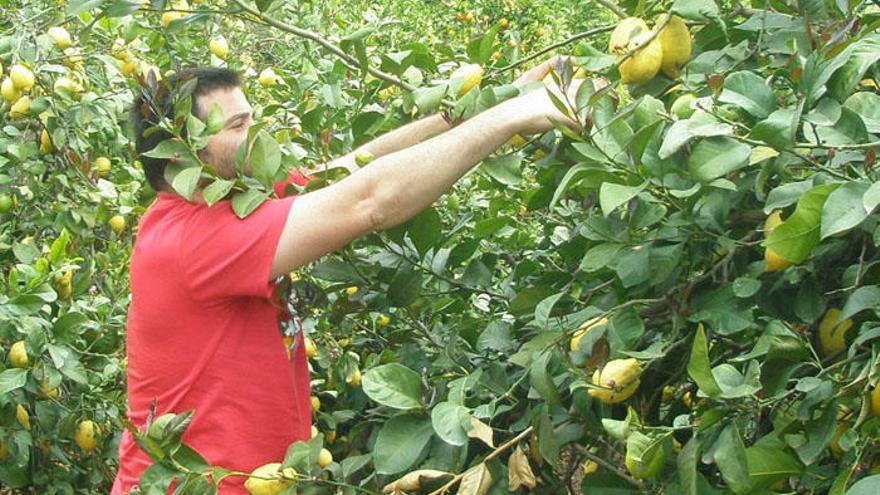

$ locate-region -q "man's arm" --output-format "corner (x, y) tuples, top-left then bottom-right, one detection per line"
(270, 79), (581, 278)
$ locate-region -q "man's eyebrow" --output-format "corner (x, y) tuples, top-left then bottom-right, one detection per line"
(226, 111), (253, 125)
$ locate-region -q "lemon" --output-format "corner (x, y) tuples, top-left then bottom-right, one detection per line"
(872, 384), (880, 418)
(570, 316), (608, 353)
(75, 420), (100, 451)
(310, 396), (320, 412)
(304, 337), (317, 359)
(625, 433), (666, 479)
(377, 314), (391, 326)
(310, 425), (318, 438)
(317, 448), (333, 468)
(661, 385), (674, 403)
(506, 134), (528, 148)
(94, 156), (111, 177)
(63, 47), (83, 70)
(499, 18), (509, 28)
(582, 460), (598, 476)
(618, 31), (663, 84)
(818, 308), (852, 358)
(345, 286), (358, 295)
(9, 96), (31, 119)
(48, 26), (72, 49)
(0, 194), (13, 213)
(1, 77), (19, 103)
(608, 18), (649, 54)
(10, 65), (35, 91)
(40, 129), (53, 153)
(354, 150), (375, 166)
(670, 93), (697, 119)
(588, 358), (642, 404)
(346, 368), (361, 386)
(9, 340), (29, 368)
(654, 14), (691, 78)
(244, 463), (293, 495)
(16, 404), (30, 430)
(109, 215), (126, 234)
(764, 211), (793, 272)
(258, 68), (278, 88)
(449, 63), (484, 96)
(39, 380), (59, 399)
(54, 76), (83, 98)
(119, 60), (138, 76)
(325, 430), (336, 444)
(209, 36), (229, 59)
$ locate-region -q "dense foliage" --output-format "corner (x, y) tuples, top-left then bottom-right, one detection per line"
(1, 0), (879, 494)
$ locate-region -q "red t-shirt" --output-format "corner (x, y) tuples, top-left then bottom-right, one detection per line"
(112, 170), (313, 494)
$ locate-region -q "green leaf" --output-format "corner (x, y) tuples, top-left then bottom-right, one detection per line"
(713, 423), (750, 494)
(0, 368), (27, 395)
(166, 164), (202, 201)
(828, 34), (880, 101)
(671, 0), (721, 21)
(373, 414), (433, 474)
(46, 343), (88, 384)
(765, 183), (839, 263)
(201, 179), (235, 206)
(528, 349), (560, 404)
(405, 207), (442, 258)
(687, 137), (751, 182)
(412, 85), (446, 114)
(231, 189), (269, 218)
(687, 324), (722, 399)
(749, 108), (797, 149)
(362, 363), (423, 410)
(719, 71), (775, 118)
(745, 446), (802, 489)
(205, 102), (225, 135)
(764, 180), (814, 214)
(821, 180), (871, 238)
(840, 285), (880, 321)
(310, 260), (365, 283)
(480, 155), (522, 186)
(389, 270), (423, 307)
(677, 436), (701, 495)
(142, 139), (196, 161)
(138, 463), (177, 495)
(249, 131), (282, 188)
(599, 182), (646, 217)
(844, 92), (880, 133)
(431, 402), (471, 446)
(534, 292), (566, 330)
(255, 0), (277, 12)
(813, 107), (869, 146)
(846, 476), (880, 495)
(550, 163), (616, 209)
(659, 111), (733, 159)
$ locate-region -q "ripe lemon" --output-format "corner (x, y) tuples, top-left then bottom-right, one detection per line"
(48, 26), (72, 49)
(75, 420), (100, 451)
(9, 96), (31, 119)
(94, 156), (111, 177)
(377, 314), (390, 326)
(582, 460), (598, 476)
(310, 425), (318, 438)
(588, 358), (642, 404)
(304, 337), (317, 359)
(16, 404), (30, 430)
(1, 77), (19, 103)
(499, 18), (509, 28)
(570, 316), (608, 353)
(310, 396), (320, 412)
(818, 308), (852, 358)
(109, 215), (126, 234)
(449, 63), (484, 96)
(317, 448), (333, 468)
(344, 286), (358, 295)
(54, 76), (83, 98)
(9, 340), (28, 368)
(10, 65), (35, 91)
(119, 60), (138, 76)
(40, 129), (53, 153)
(618, 31), (662, 84)
(325, 430), (336, 444)
(39, 380), (59, 399)
(259, 68), (278, 88)
(654, 14), (691, 78)
(346, 368), (361, 386)
(63, 47), (83, 70)
(244, 463), (293, 495)
(608, 17), (649, 54)
(209, 36), (229, 59)
(872, 384), (880, 418)
(764, 211), (793, 272)
(506, 134), (528, 148)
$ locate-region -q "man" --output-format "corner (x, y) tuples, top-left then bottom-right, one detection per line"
(112, 59), (582, 493)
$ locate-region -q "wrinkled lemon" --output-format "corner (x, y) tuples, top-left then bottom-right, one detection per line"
(588, 358), (642, 404)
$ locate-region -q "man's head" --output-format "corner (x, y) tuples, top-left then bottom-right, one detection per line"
(130, 67), (254, 192)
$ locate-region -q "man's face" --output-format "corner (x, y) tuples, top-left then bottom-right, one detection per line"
(195, 86), (253, 179)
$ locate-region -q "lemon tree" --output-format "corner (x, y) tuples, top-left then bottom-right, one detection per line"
(2, 0), (880, 494)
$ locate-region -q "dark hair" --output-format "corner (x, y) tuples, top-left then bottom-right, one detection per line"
(130, 67), (241, 191)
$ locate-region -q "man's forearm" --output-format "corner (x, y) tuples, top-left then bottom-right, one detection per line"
(325, 113), (450, 173)
(353, 102), (519, 230)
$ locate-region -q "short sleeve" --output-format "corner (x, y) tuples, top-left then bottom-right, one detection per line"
(273, 168), (315, 198)
(182, 196), (296, 301)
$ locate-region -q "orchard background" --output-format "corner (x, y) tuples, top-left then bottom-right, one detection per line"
(1, 0), (880, 493)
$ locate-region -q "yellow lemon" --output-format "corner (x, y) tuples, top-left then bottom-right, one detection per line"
(310, 396), (320, 412)
(244, 463), (293, 495)
(506, 134), (528, 148)
(570, 316), (608, 353)
(94, 156), (111, 177)
(10, 65), (35, 91)
(310, 425), (318, 438)
(39, 380), (59, 399)
(618, 31), (663, 84)
(764, 211), (793, 272)
(871, 384), (880, 418)
(9, 96), (31, 119)
(818, 308), (852, 358)
(1, 77), (20, 104)
(377, 314), (390, 326)
(317, 448), (333, 468)
(54, 76), (83, 98)
(48, 26), (72, 49)
(9, 340), (29, 368)
(449, 63), (484, 96)
(588, 358), (642, 404)
(346, 368), (361, 386)
(209, 36), (229, 59)
(344, 286), (358, 295)
(75, 420), (100, 451)
(304, 337), (317, 359)
(119, 60), (138, 76)
(259, 68), (278, 88)
(40, 129), (53, 153)
(109, 215), (126, 234)
(582, 459), (599, 476)
(325, 430), (336, 445)
(63, 47), (83, 70)
(654, 14), (691, 78)
(608, 17), (649, 54)
(16, 404), (30, 430)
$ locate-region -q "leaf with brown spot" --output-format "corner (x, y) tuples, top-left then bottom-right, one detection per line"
(458, 463), (493, 495)
(382, 469), (451, 494)
(467, 417), (495, 448)
(508, 445), (537, 491)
